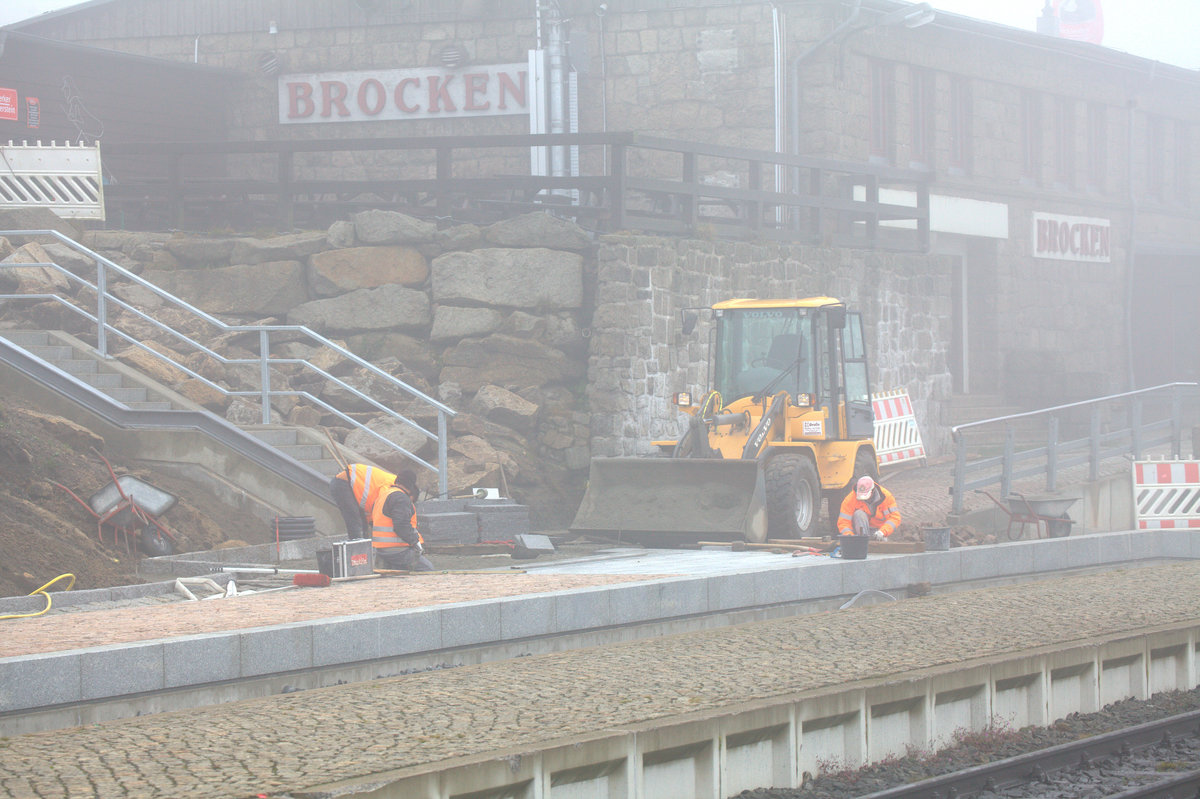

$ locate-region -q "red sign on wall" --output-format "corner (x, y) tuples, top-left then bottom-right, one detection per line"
(0, 88), (18, 121)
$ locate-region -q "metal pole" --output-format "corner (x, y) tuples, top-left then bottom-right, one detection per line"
(951, 433), (966, 515)
(259, 329), (271, 425)
(1000, 426), (1015, 499)
(95, 257), (107, 356)
(1046, 415), (1059, 492)
(437, 410), (449, 499)
(1089, 405), (1101, 482)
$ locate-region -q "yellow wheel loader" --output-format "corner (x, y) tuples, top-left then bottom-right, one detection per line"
(570, 297), (880, 544)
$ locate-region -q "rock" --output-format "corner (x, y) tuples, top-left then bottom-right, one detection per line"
(229, 231), (330, 265)
(469, 384), (540, 433)
(0, 207), (81, 244)
(484, 212), (592, 251)
(0, 243), (72, 293)
(21, 410), (104, 451)
(41, 242), (97, 276)
(432, 247), (583, 309)
(439, 334), (584, 393)
(429, 306), (504, 342)
(225, 397), (279, 425)
(143, 260), (308, 316)
(308, 246), (428, 296)
(163, 236), (238, 267)
(344, 415), (435, 472)
(287, 284), (431, 333)
(0, 237), (13, 260)
(176, 378), (228, 412)
(286, 405), (323, 427)
(353, 209), (437, 245)
(326, 220), (357, 249)
(113, 343), (191, 386)
(434, 223), (482, 252)
(344, 331), (440, 382)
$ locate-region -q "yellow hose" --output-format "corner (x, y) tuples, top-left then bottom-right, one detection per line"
(0, 574), (76, 619)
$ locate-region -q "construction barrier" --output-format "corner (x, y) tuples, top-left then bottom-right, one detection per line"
(0, 141), (105, 220)
(1133, 459), (1200, 529)
(871, 388), (926, 467)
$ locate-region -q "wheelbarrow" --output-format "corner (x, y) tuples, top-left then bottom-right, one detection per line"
(975, 490), (1076, 541)
(54, 448), (179, 555)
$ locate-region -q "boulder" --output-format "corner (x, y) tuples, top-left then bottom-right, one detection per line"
(21, 410), (104, 452)
(484, 212), (592, 251)
(344, 415), (435, 472)
(433, 223), (483, 252)
(353, 209), (437, 245)
(229, 231), (330, 265)
(429, 306), (504, 342)
(287, 284), (431, 333)
(431, 247), (583, 309)
(345, 331), (440, 382)
(225, 397), (279, 425)
(113, 343), (191, 386)
(41, 242), (98, 276)
(163, 237), (238, 267)
(143, 260), (308, 316)
(308, 246), (428, 296)
(0, 243), (72, 293)
(0, 207), (81, 244)
(176, 378), (228, 412)
(439, 334), (584, 393)
(469, 384), (540, 433)
(326, 220), (357, 249)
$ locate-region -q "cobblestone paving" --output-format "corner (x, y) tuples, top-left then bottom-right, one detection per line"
(4, 561), (1200, 798)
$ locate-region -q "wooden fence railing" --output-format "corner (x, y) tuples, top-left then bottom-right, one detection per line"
(101, 132), (929, 249)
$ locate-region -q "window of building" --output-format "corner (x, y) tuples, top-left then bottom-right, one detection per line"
(1086, 102), (1107, 192)
(909, 67), (935, 169)
(1055, 97), (1076, 189)
(869, 60), (895, 165)
(1175, 121), (1191, 204)
(948, 75), (972, 174)
(1146, 114), (1165, 200)
(1021, 90), (1042, 184)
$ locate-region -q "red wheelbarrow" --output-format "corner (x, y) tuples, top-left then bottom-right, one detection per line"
(55, 448), (179, 555)
(975, 490), (1076, 540)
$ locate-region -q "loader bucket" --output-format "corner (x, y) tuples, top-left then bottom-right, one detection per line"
(569, 457), (767, 545)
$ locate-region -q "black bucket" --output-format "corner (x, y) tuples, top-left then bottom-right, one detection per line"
(315, 548), (333, 577)
(838, 534), (869, 560)
(272, 516), (316, 541)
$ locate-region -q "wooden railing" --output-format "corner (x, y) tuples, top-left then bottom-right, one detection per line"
(101, 132), (930, 249)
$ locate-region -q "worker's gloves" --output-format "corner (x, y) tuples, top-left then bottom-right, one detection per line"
(873, 530), (886, 541)
(412, 541), (424, 556)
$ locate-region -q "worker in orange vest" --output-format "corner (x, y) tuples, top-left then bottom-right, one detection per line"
(370, 469), (434, 571)
(837, 475), (902, 539)
(330, 463), (396, 540)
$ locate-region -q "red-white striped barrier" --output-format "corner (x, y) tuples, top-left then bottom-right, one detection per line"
(1133, 459), (1200, 529)
(871, 388), (926, 467)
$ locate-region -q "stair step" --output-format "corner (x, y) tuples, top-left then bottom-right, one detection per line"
(79, 372), (124, 389)
(24, 344), (74, 361)
(305, 458), (344, 476)
(274, 443), (326, 461)
(127, 401), (174, 411)
(248, 429), (300, 446)
(0, 331), (49, 347)
(56, 358), (99, 376)
(103, 386), (150, 403)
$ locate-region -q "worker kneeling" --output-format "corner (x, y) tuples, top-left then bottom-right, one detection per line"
(837, 475), (901, 540)
(371, 469), (434, 572)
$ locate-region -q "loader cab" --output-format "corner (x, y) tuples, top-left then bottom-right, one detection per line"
(711, 299), (873, 439)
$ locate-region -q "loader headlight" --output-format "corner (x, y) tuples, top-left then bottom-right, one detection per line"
(673, 392), (692, 407)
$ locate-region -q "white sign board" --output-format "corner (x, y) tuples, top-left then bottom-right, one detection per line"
(279, 63), (528, 124)
(1032, 212), (1111, 262)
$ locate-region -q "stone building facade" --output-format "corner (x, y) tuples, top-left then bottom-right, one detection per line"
(4, 0), (1199, 458)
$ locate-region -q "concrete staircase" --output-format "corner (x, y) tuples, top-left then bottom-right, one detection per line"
(0, 329), (344, 478)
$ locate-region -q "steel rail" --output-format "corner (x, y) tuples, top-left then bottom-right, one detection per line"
(856, 708), (1200, 799)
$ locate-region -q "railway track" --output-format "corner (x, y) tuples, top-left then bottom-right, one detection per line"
(857, 709), (1200, 799)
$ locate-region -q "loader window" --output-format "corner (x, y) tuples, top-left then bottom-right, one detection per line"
(713, 309), (813, 401)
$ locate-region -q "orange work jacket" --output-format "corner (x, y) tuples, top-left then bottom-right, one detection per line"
(335, 463), (396, 520)
(370, 484), (422, 550)
(836, 485), (902, 537)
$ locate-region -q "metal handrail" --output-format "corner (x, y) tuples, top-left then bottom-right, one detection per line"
(950, 382), (1200, 515)
(0, 229), (455, 496)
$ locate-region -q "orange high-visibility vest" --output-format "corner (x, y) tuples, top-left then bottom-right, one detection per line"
(336, 463), (396, 519)
(370, 485), (422, 549)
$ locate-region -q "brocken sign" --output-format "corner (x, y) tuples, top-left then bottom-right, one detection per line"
(1032, 211), (1111, 262)
(279, 63), (528, 125)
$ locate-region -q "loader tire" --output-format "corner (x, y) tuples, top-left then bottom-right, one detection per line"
(765, 454), (820, 539)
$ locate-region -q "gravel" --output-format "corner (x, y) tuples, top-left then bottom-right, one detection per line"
(731, 687), (1200, 799)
